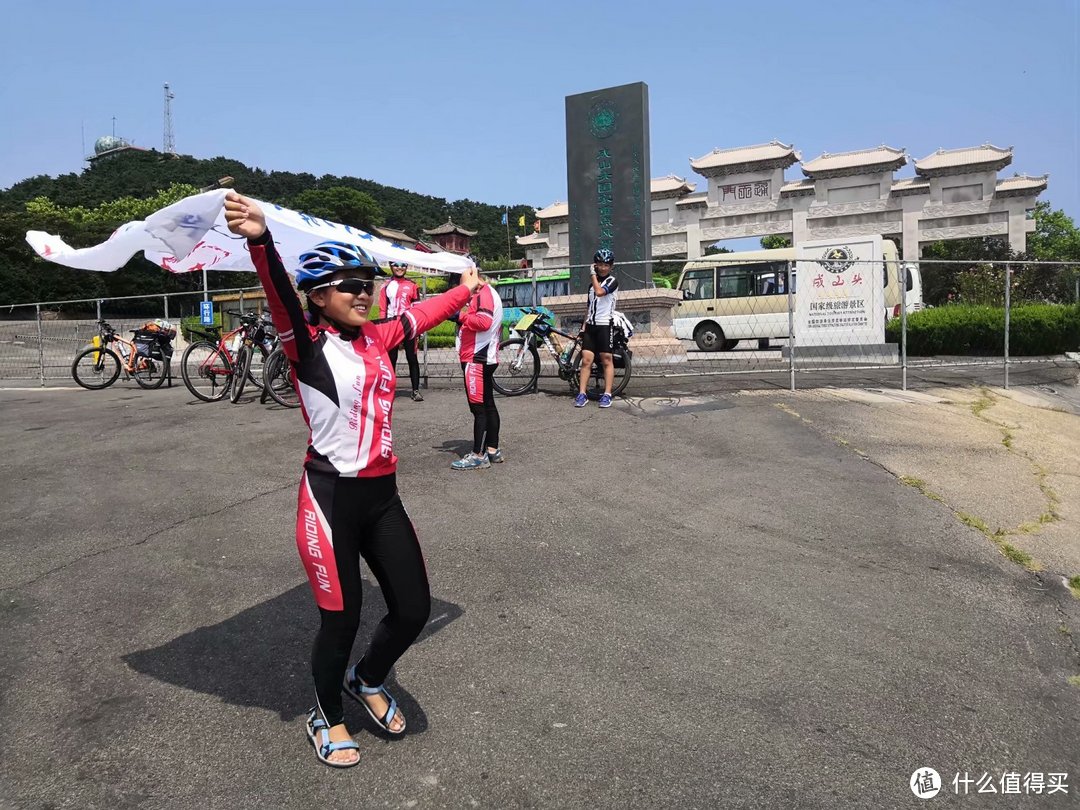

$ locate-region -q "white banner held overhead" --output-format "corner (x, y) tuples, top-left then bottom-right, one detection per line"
(26, 190), (475, 275)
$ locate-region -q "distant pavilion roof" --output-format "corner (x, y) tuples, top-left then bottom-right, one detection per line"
(422, 218), (477, 237)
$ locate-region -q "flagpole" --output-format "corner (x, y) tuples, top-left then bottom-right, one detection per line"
(505, 207), (511, 265)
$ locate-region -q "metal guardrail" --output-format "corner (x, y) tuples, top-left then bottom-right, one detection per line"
(2, 260), (1078, 391)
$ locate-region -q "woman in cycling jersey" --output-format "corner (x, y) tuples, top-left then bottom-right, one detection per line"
(224, 192), (479, 768)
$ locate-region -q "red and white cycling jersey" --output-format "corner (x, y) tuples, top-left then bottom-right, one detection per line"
(456, 283), (502, 364)
(378, 277), (420, 320)
(250, 231), (471, 477)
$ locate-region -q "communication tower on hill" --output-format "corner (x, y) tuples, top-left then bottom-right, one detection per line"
(163, 83), (175, 155)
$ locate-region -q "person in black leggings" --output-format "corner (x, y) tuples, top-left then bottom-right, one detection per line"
(380, 261), (423, 401)
(451, 272), (504, 470)
(225, 192), (479, 768)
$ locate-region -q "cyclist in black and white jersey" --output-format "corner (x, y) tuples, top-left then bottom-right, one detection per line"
(574, 248), (619, 408)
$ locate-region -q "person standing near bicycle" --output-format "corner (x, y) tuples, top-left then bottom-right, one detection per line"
(223, 191), (479, 769)
(379, 261), (424, 402)
(574, 247), (619, 408)
(451, 262), (504, 470)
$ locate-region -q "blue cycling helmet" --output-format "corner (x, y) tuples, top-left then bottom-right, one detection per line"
(295, 241), (385, 288)
(594, 248), (615, 264)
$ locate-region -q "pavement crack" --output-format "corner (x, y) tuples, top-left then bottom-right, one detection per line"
(1, 480), (297, 593)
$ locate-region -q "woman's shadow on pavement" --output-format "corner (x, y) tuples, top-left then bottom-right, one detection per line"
(122, 580), (463, 734)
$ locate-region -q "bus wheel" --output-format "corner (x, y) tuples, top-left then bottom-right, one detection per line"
(694, 322), (725, 352)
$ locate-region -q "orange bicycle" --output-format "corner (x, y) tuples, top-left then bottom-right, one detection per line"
(71, 320), (173, 390)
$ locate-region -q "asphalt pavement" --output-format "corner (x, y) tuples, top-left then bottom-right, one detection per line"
(0, 382), (1078, 809)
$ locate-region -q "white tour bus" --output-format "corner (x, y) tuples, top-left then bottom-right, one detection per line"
(673, 240), (923, 351)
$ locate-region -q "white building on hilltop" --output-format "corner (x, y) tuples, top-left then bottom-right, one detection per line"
(518, 141), (1047, 268)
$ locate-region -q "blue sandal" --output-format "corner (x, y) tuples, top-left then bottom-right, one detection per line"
(306, 708), (360, 768)
(343, 663), (406, 735)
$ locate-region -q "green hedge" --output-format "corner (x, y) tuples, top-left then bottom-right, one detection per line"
(886, 304), (1080, 356)
(180, 312), (222, 342)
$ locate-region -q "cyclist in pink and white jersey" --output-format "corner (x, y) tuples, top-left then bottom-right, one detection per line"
(451, 265), (503, 470)
(378, 261), (423, 401)
(225, 192), (478, 769)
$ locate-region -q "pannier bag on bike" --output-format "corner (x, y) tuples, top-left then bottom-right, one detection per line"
(134, 319), (176, 359)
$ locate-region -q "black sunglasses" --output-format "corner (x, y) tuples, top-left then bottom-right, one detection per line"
(310, 277), (375, 295)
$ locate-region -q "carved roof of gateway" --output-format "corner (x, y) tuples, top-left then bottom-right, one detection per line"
(994, 173), (1048, 196)
(536, 201), (568, 220)
(801, 145), (907, 177)
(780, 179), (816, 196)
(915, 143), (1012, 175)
(890, 177), (931, 195)
(690, 140), (800, 174)
(515, 231), (550, 246)
(676, 193), (709, 207)
(651, 174), (697, 197)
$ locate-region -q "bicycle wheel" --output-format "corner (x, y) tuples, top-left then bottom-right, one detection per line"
(229, 344), (254, 403)
(181, 340), (233, 402)
(611, 349), (631, 396)
(71, 347), (121, 390)
(572, 348), (631, 399)
(132, 354), (169, 389)
(492, 338), (539, 396)
(262, 347), (300, 408)
(247, 344), (268, 388)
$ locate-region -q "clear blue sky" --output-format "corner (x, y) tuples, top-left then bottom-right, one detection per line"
(1, 0), (1077, 228)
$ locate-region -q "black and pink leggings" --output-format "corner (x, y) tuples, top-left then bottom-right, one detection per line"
(296, 470), (430, 726)
(388, 337), (420, 391)
(462, 361), (500, 454)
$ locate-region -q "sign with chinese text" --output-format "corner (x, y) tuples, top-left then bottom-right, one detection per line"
(794, 236), (885, 345)
(199, 301), (214, 326)
(565, 82), (652, 293)
(720, 181), (770, 202)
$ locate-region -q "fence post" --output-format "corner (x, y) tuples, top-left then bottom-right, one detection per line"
(96, 299), (102, 322)
(901, 261), (908, 391)
(1075, 274), (1078, 304)
(1003, 263), (1011, 390)
(162, 295), (172, 387)
(36, 304), (45, 386)
(239, 289), (245, 314)
(787, 260), (795, 391)
(421, 274), (429, 389)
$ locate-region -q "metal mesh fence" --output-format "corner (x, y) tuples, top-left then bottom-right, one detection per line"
(2, 259), (1077, 392)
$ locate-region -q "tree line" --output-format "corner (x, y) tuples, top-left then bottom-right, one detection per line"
(0, 149), (538, 306)
(1, 148), (1078, 307)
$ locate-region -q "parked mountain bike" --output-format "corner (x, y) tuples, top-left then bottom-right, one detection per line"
(180, 310), (275, 403)
(492, 309), (631, 398)
(71, 320), (174, 390)
(260, 344), (300, 408)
